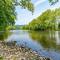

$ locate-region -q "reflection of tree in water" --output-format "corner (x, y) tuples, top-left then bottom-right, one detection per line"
(29, 31), (60, 51)
(0, 31), (11, 41)
(0, 31), (17, 47)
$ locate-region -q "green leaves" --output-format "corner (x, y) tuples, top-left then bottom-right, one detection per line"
(0, 0), (34, 30)
(48, 0), (58, 5)
(20, 0), (34, 13)
(28, 8), (60, 30)
(0, 0), (59, 30)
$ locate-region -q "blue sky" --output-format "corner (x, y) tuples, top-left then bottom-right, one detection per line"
(15, 0), (60, 25)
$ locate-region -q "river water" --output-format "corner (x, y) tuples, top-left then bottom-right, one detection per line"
(0, 30), (60, 60)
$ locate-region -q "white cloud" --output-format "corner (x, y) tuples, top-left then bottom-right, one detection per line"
(34, 0), (46, 7)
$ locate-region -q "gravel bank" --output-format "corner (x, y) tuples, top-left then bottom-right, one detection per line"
(0, 41), (51, 60)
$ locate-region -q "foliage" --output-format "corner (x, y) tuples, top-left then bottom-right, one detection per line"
(49, 0), (58, 5)
(9, 25), (25, 30)
(0, 0), (34, 31)
(27, 8), (60, 31)
(20, 0), (34, 13)
(0, 0), (16, 30)
(0, 0), (59, 31)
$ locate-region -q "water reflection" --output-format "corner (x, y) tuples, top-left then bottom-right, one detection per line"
(0, 30), (60, 60)
(0, 31), (11, 41)
(55, 31), (60, 45)
(29, 31), (60, 51)
(0, 30), (60, 51)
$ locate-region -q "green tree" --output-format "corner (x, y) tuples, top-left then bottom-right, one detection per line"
(0, 0), (58, 30)
(28, 8), (60, 31)
(49, 0), (58, 5)
(0, 0), (34, 30)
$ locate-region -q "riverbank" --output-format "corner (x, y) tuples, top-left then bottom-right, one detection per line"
(0, 41), (51, 60)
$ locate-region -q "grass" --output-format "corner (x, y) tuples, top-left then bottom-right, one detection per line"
(0, 56), (3, 60)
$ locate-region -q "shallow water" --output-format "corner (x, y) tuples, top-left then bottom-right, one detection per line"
(0, 30), (60, 60)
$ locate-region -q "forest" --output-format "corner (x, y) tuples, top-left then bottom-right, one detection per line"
(22, 8), (60, 30)
(0, 0), (58, 31)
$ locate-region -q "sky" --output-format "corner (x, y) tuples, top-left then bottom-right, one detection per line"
(15, 0), (60, 25)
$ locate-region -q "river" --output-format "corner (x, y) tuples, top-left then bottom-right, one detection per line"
(0, 30), (60, 60)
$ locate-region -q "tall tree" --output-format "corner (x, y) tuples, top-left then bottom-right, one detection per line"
(28, 8), (60, 30)
(0, 0), (34, 30)
(0, 0), (58, 30)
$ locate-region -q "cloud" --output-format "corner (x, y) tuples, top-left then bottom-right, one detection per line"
(34, 0), (46, 7)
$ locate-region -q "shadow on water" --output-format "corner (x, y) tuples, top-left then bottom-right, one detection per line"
(29, 31), (60, 52)
(0, 31), (11, 41)
(28, 31), (60, 60)
(0, 31), (17, 47)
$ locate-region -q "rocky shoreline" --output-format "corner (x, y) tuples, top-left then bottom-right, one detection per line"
(0, 41), (51, 60)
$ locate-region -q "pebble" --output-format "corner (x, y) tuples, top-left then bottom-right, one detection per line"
(0, 41), (51, 60)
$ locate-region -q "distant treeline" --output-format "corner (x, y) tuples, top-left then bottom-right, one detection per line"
(22, 8), (60, 31)
(9, 25), (25, 30)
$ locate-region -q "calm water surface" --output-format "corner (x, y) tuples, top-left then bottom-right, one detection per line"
(0, 30), (60, 60)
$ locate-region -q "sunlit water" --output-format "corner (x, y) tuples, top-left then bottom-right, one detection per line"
(0, 30), (60, 60)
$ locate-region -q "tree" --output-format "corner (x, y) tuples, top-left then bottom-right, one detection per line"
(49, 0), (58, 5)
(0, 0), (58, 30)
(0, 0), (34, 30)
(27, 8), (60, 30)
